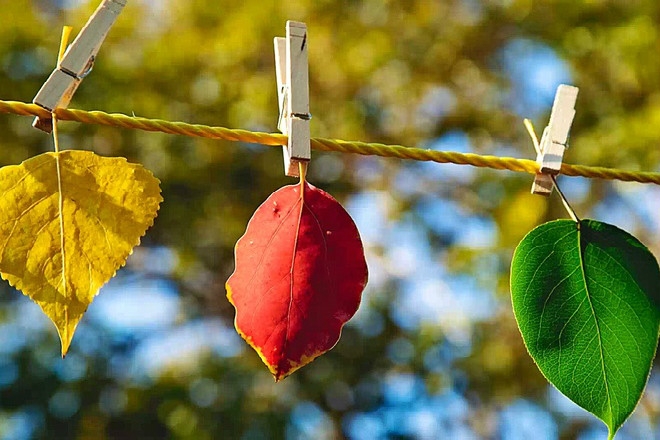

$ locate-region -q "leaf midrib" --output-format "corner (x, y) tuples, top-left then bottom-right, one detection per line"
(577, 222), (613, 426)
(282, 184), (305, 373)
(54, 153), (68, 340)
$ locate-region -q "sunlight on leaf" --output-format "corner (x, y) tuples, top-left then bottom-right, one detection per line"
(0, 151), (162, 355)
(227, 181), (368, 381)
(511, 219), (660, 439)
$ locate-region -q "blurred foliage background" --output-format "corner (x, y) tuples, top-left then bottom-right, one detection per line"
(2, 0), (660, 439)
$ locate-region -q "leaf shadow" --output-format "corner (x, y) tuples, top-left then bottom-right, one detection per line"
(581, 219), (660, 312)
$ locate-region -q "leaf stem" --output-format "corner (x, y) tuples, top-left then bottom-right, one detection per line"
(51, 113), (67, 349)
(52, 114), (60, 153)
(523, 119), (580, 223)
(298, 161), (308, 194)
(523, 119), (541, 154)
(551, 175), (580, 223)
(50, 26), (70, 155)
(58, 26), (73, 63)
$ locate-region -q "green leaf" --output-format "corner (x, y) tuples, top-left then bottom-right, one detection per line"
(511, 219), (660, 439)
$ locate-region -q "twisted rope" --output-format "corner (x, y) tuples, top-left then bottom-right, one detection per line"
(1, 100), (659, 185)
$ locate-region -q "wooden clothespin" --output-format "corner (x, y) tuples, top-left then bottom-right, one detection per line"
(531, 84), (579, 195)
(32, 0), (127, 133)
(274, 21), (311, 177)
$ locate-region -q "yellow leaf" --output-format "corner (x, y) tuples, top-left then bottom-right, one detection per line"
(0, 151), (162, 355)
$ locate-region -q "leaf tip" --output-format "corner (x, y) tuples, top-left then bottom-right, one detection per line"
(59, 334), (72, 358)
(53, 310), (81, 360)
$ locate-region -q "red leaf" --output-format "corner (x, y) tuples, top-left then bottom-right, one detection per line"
(226, 181), (368, 381)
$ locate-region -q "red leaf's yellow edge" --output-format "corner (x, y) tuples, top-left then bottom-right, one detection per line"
(226, 182), (368, 381)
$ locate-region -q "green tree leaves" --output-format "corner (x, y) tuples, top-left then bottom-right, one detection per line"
(511, 219), (660, 439)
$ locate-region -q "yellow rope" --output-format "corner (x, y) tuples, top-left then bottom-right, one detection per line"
(1, 100), (660, 185)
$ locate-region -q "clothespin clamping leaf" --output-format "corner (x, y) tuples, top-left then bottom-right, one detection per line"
(514, 85), (660, 440)
(274, 21), (311, 177)
(226, 22), (368, 381)
(527, 84), (578, 196)
(32, 0), (127, 132)
(0, 0), (163, 357)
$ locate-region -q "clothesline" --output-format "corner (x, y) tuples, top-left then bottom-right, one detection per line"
(1, 100), (659, 185)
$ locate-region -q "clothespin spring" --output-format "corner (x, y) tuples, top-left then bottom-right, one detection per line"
(277, 90), (312, 129)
